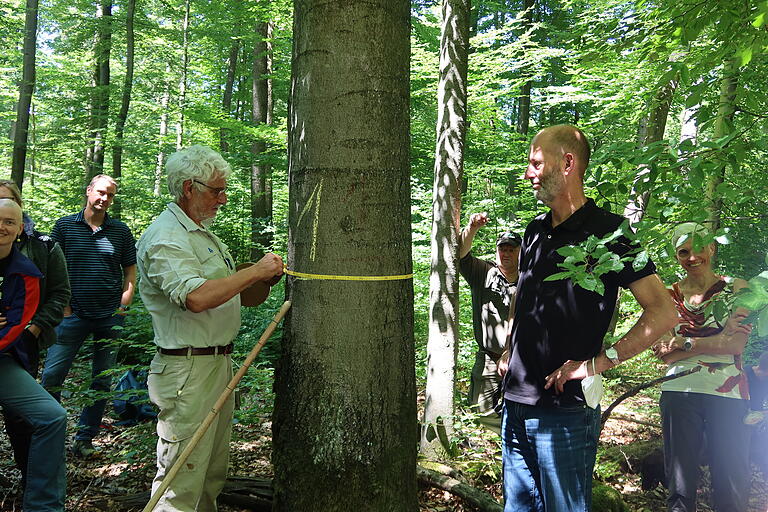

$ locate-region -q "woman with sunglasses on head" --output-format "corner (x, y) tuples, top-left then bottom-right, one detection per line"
(653, 222), (753, 512)
(0, 180), (70, 511)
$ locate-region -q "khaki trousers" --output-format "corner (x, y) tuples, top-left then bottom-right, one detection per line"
(148, 351), (234, 512)
(468, 350), (502, 434)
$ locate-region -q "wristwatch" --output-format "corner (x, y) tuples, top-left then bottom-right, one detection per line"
(682, 337), (694, 351)
(605, 346), (621, 366)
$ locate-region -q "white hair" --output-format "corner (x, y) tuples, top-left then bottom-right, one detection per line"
(165, 145), (231, 201)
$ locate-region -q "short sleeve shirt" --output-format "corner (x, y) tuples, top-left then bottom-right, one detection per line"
(459, 254), (516, 357)
(136, 203), (241, 349)
(51, 210), (136, 318)
(504, 199), (656, 406)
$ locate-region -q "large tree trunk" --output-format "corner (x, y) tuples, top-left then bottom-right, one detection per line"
(622, 74), (678, 226)
(421, 0), (471, 458)
(111, 0), (135, 218)
(154, 62), (171, 196)
(706, 57), (738, 233)
(220, 19), (240, 153)
(250, 20), (271, 261)
(86, 0), (113, 182)
(515, 0), (534, 135)
(272, 1), (416, 510)
(10, 0), (39, 189)
(265, 21), (274, 216)
(175, 0), (190, 150)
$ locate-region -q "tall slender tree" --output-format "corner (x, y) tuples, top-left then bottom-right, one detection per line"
(220, 8), (240, 153)
(706, 57), (739, 233)
(154, 62), (171, 196)
(422, 0), (471, 457)
(515, 0), (534, 135)
(10, 0), (39, 189)
(111, 0), (136, 217)
(86, 0), (113, 182)
(175, 0), (190, 150)
(250, 20), (270, 260)
(272, 1), (416, 509)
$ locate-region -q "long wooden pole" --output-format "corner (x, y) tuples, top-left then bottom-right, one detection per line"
(143, 300), (292, 512)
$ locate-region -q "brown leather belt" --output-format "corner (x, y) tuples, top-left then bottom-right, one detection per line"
(157, 344), (234, 356)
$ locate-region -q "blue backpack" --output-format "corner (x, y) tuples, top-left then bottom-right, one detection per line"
(112, 369), (158, 426)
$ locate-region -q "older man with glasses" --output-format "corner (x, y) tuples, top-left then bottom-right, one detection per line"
(137, 145), (283, 511)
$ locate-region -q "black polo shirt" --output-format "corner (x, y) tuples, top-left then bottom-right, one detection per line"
(503, 199), (656, 407)
(52, 210), (136, 319)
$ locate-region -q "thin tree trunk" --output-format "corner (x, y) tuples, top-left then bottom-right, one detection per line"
(220, 26), (240, 153)
(250, 21), (270, 261)
(706, 57), (739, 233)
(515, 0), (534, 136)
(87, 0), (113, 183)
(154, 63), (171, 196)
(422, 0), (471, 458)
(111, 0), (136, 218)
(272, 1), (415, 510)
(175, 0), (190, 150)
(623, 74), (678, 226)
(11, 0), (39, 190)
(265, 21), (274, 216)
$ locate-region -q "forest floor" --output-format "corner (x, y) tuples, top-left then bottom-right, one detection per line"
(2, 369), (768, 511)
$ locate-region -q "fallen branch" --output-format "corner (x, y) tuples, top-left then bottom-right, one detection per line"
(417, 465), (502, 512)
(606, 413), (660, 429)
(600, 366), (702, 426)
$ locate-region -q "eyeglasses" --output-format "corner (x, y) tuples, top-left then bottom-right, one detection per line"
(193, 179), (227, 199)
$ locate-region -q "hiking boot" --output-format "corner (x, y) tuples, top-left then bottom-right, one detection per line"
(71, 440), (101, 459)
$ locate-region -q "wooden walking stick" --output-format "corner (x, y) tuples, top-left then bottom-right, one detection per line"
(143, 300), (292, 512)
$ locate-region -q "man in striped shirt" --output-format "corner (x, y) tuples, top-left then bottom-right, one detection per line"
(41, 174), (137, 458)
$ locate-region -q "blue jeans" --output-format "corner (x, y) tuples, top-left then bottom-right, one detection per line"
(502, 399), (600, 512)
(41, 313), (124, 442)
(0, 355), (67, 511)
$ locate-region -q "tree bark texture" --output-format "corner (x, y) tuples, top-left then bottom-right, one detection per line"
(220, 23), (240, 153)
(111, 0), (135, 218)
(515, 0), (534, 135)
(86, 0), (113, 182)
(11, 0), (39, 189)
(250, 20), (271, 261)
(706, 57), (738, 233)
(623, 74), (678, 226)
(272, 1), (416, 510)
(154, 63), (171, 196)
(422, 0), (470, 458)
(175, 0), (190, 150)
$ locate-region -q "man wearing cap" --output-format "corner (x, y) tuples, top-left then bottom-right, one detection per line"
(137, 145), (283, 511)
(459, 212), (520, 433)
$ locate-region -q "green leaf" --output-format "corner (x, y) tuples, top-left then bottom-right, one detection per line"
(759, 307), (768, 338)
(738, 47), (753, 67)
(712, 300), (729, 326)
(753, 12), (765, 28)
(544, 271), (573, 282)
(633, 250), (649, 271)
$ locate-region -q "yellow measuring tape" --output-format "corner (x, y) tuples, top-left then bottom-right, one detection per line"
(284, 266), (413, 281)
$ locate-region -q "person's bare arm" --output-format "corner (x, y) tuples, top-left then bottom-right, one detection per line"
(119, 264), (137, 312)
(185, 253), (283, 313)
(545, 273), (678, 392)
(459, 213), (489, 258)
(653, 279), (752, 363)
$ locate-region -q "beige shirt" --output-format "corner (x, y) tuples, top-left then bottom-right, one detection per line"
(137, 202), (241, 349)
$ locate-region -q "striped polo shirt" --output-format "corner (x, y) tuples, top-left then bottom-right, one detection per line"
(52, 210), (137, 319)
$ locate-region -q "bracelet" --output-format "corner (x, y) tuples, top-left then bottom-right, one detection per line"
(118, 304), (130, 312)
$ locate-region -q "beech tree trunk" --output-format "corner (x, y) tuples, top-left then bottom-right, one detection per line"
(111, 0), (135, 217)
(86, 0), (113, 182)
(421, 0), (471, 458)
(623, 74), (678, 226)
(11, 0), (39, 189)
(515, 0), (534, 135)
(706, 57), (739, 233)
(154, 63), (171, 196)
(175, 0), (190, 150)
(272, 1), (416, 510)
(250, 20), (271, 261)
(220, 18), (240, 153)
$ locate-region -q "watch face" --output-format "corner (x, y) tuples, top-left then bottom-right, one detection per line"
(606, 347), (618, 361)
